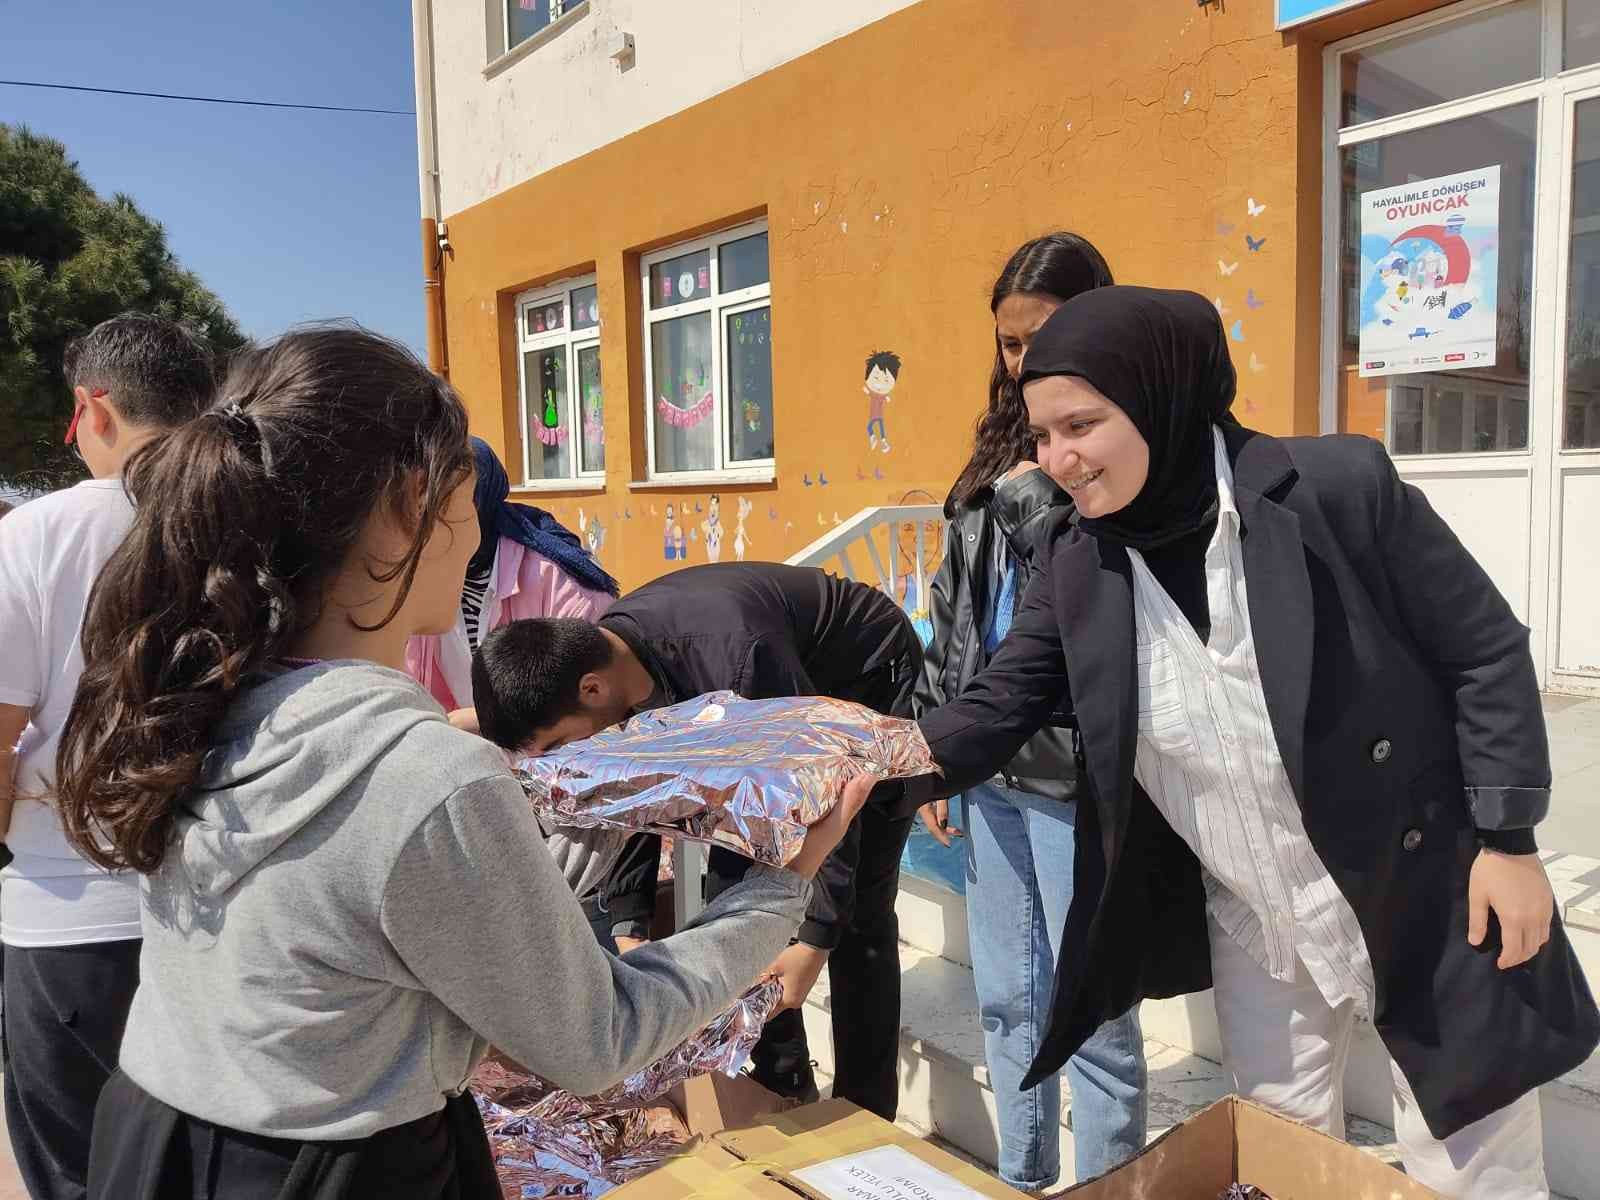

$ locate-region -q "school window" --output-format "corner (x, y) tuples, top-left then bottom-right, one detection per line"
(641, 221), (775, 481)
(505, 0), (586, 52)
(515, 276), (604, 488)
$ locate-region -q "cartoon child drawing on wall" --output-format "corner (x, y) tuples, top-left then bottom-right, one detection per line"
(701, 494), (725, 563)
(734, 496), (753, 562)
(863, 350), (901, 453)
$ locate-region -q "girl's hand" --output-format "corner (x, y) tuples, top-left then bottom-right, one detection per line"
(769, 942), (830, 1011)
(1468, 848), (1554, 969)
(918, 799), (962, 847)
(999, 460), (1042, 484)
(447, 707), (480, 734)
(785, 774), (878, 880)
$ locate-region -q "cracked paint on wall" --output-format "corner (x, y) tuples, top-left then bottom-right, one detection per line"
(436, 0), (1312, 592)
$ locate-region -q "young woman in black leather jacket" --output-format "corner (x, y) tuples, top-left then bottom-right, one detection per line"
(912, 234), (1147, 1192)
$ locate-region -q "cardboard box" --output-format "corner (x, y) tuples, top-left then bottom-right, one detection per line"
(1063, 1095), (1443, 1199)
(621, 1082), (1029, 1199)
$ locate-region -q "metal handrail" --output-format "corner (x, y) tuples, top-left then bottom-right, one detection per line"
(671, 503), (948, 927)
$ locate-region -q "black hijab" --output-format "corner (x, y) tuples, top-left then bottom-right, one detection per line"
(1018, 286), (1236, 551)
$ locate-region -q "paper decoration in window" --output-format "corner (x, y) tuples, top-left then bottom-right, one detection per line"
(658, 388), (713, 428)
(657, 367), (713, 428)
(536, 386), (568, 447)
(677, 272), (695, 300)
(698, 266), (710, 290)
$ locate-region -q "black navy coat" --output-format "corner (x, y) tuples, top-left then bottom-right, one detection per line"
(908, 423), (1599, 1139)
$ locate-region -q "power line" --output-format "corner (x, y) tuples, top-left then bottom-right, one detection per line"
(0, 79), (414, 117)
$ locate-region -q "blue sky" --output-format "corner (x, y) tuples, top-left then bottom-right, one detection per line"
(2, 0), (425, 354)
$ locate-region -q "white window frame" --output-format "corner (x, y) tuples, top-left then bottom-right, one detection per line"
(514, 273), (604, 491)
(640, 220), (775, 484)
(503, 0), (584, 56)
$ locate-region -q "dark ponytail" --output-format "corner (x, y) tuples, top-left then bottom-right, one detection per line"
(57, 326), (473, 873)
(945, 232), (1114, 511)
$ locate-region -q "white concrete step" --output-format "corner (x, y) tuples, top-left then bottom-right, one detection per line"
(842, 866), (1600, 1199)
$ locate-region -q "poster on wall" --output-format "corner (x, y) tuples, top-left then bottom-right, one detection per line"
(1357, 165), (1500, 379)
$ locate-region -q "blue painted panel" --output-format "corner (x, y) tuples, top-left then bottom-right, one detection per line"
(1277, 0), (1374, 30)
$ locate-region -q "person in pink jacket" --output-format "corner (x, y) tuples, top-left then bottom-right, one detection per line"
(406, 439), (618, 718)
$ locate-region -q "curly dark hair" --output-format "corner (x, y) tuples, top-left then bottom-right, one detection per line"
(56, 325), (474, 873)
(945, 233), (1114, 512)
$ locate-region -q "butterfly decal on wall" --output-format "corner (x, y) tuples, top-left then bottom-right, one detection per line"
(1246, 289), (1264, 310)
(1229, 320), (1244, 342)
(1245, 234), (1266, 253)
(1218, 260), (1239, 277)
(1249, 353), (1266, 373)
(1214, 297), (1230, 316)
(1247, 197), (1266, 217)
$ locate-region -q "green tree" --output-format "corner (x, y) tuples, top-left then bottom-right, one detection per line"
(0, 124), (245, 493)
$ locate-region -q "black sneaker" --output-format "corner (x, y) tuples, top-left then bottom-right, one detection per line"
(749, 1057), (820, 1104)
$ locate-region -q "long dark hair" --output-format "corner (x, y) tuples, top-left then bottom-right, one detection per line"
(56, 326), (474, 873)
(945, 233), (1114, 511)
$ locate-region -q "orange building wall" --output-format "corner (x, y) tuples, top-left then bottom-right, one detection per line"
(437, 0), (1336, 591)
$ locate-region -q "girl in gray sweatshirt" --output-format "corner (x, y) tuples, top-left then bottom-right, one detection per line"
(52, 327), (870, 1199)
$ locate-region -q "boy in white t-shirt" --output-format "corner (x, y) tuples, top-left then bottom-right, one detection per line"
(0, 315), (215, 1200)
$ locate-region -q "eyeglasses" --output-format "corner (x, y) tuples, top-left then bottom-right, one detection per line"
(64, 388), (107, 446)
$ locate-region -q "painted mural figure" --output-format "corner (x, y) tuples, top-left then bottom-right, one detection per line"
(734, 496), (754, 562)
(863, 350), (901, 453)
(662, 502), (682, 561)
(578, 507), (605, 560)
(701, 494), (725, 562)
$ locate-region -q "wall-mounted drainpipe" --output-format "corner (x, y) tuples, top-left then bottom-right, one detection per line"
(412, 0), (449, 377)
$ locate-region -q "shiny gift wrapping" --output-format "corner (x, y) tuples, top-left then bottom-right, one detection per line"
(473, 977), (783, 1199)
(515, 691), (939, 866)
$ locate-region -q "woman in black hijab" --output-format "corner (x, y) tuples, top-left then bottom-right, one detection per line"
(907, 287), (1595, 1198)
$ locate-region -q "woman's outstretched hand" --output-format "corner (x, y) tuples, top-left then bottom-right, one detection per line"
(784, 773), (879, 880)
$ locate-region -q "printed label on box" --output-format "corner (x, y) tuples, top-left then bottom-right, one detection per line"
(791, 1145), (991, 1200)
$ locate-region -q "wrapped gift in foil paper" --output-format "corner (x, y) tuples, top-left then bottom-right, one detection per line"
(473, 977), (783, 1198)
(514, 692), (939, 867)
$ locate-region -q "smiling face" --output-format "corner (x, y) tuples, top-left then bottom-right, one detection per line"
(865, 365), (897, 395)
(1023, 375), (1149, 518)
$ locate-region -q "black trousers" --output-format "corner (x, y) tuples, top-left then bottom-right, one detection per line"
(705, 624), (921, 1121)
(87, 1070), (499, 1200)
(2, 939), (141, 1200)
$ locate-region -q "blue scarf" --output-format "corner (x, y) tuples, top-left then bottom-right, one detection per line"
(470, 439), (619, 597)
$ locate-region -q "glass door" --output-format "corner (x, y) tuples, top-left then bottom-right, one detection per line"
(1324, 0), (1600, 693)
(1546, 83), (1600, 688)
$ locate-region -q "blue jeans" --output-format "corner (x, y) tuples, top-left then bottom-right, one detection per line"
(964, 782), (1147, 1189)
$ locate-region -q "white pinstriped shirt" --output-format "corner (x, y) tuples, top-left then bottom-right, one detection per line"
(1127, 429), (1375, 1015)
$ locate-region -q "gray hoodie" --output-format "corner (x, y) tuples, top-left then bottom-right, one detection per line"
(119, 661), (810, 1140)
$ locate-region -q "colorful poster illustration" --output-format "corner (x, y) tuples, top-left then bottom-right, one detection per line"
(1357, 165), (1499, 378)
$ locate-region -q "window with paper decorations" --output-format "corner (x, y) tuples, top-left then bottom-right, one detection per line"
(514, 276), (604, 487)
(641, 221), (774, 480)
(505, 0), (585, 52)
